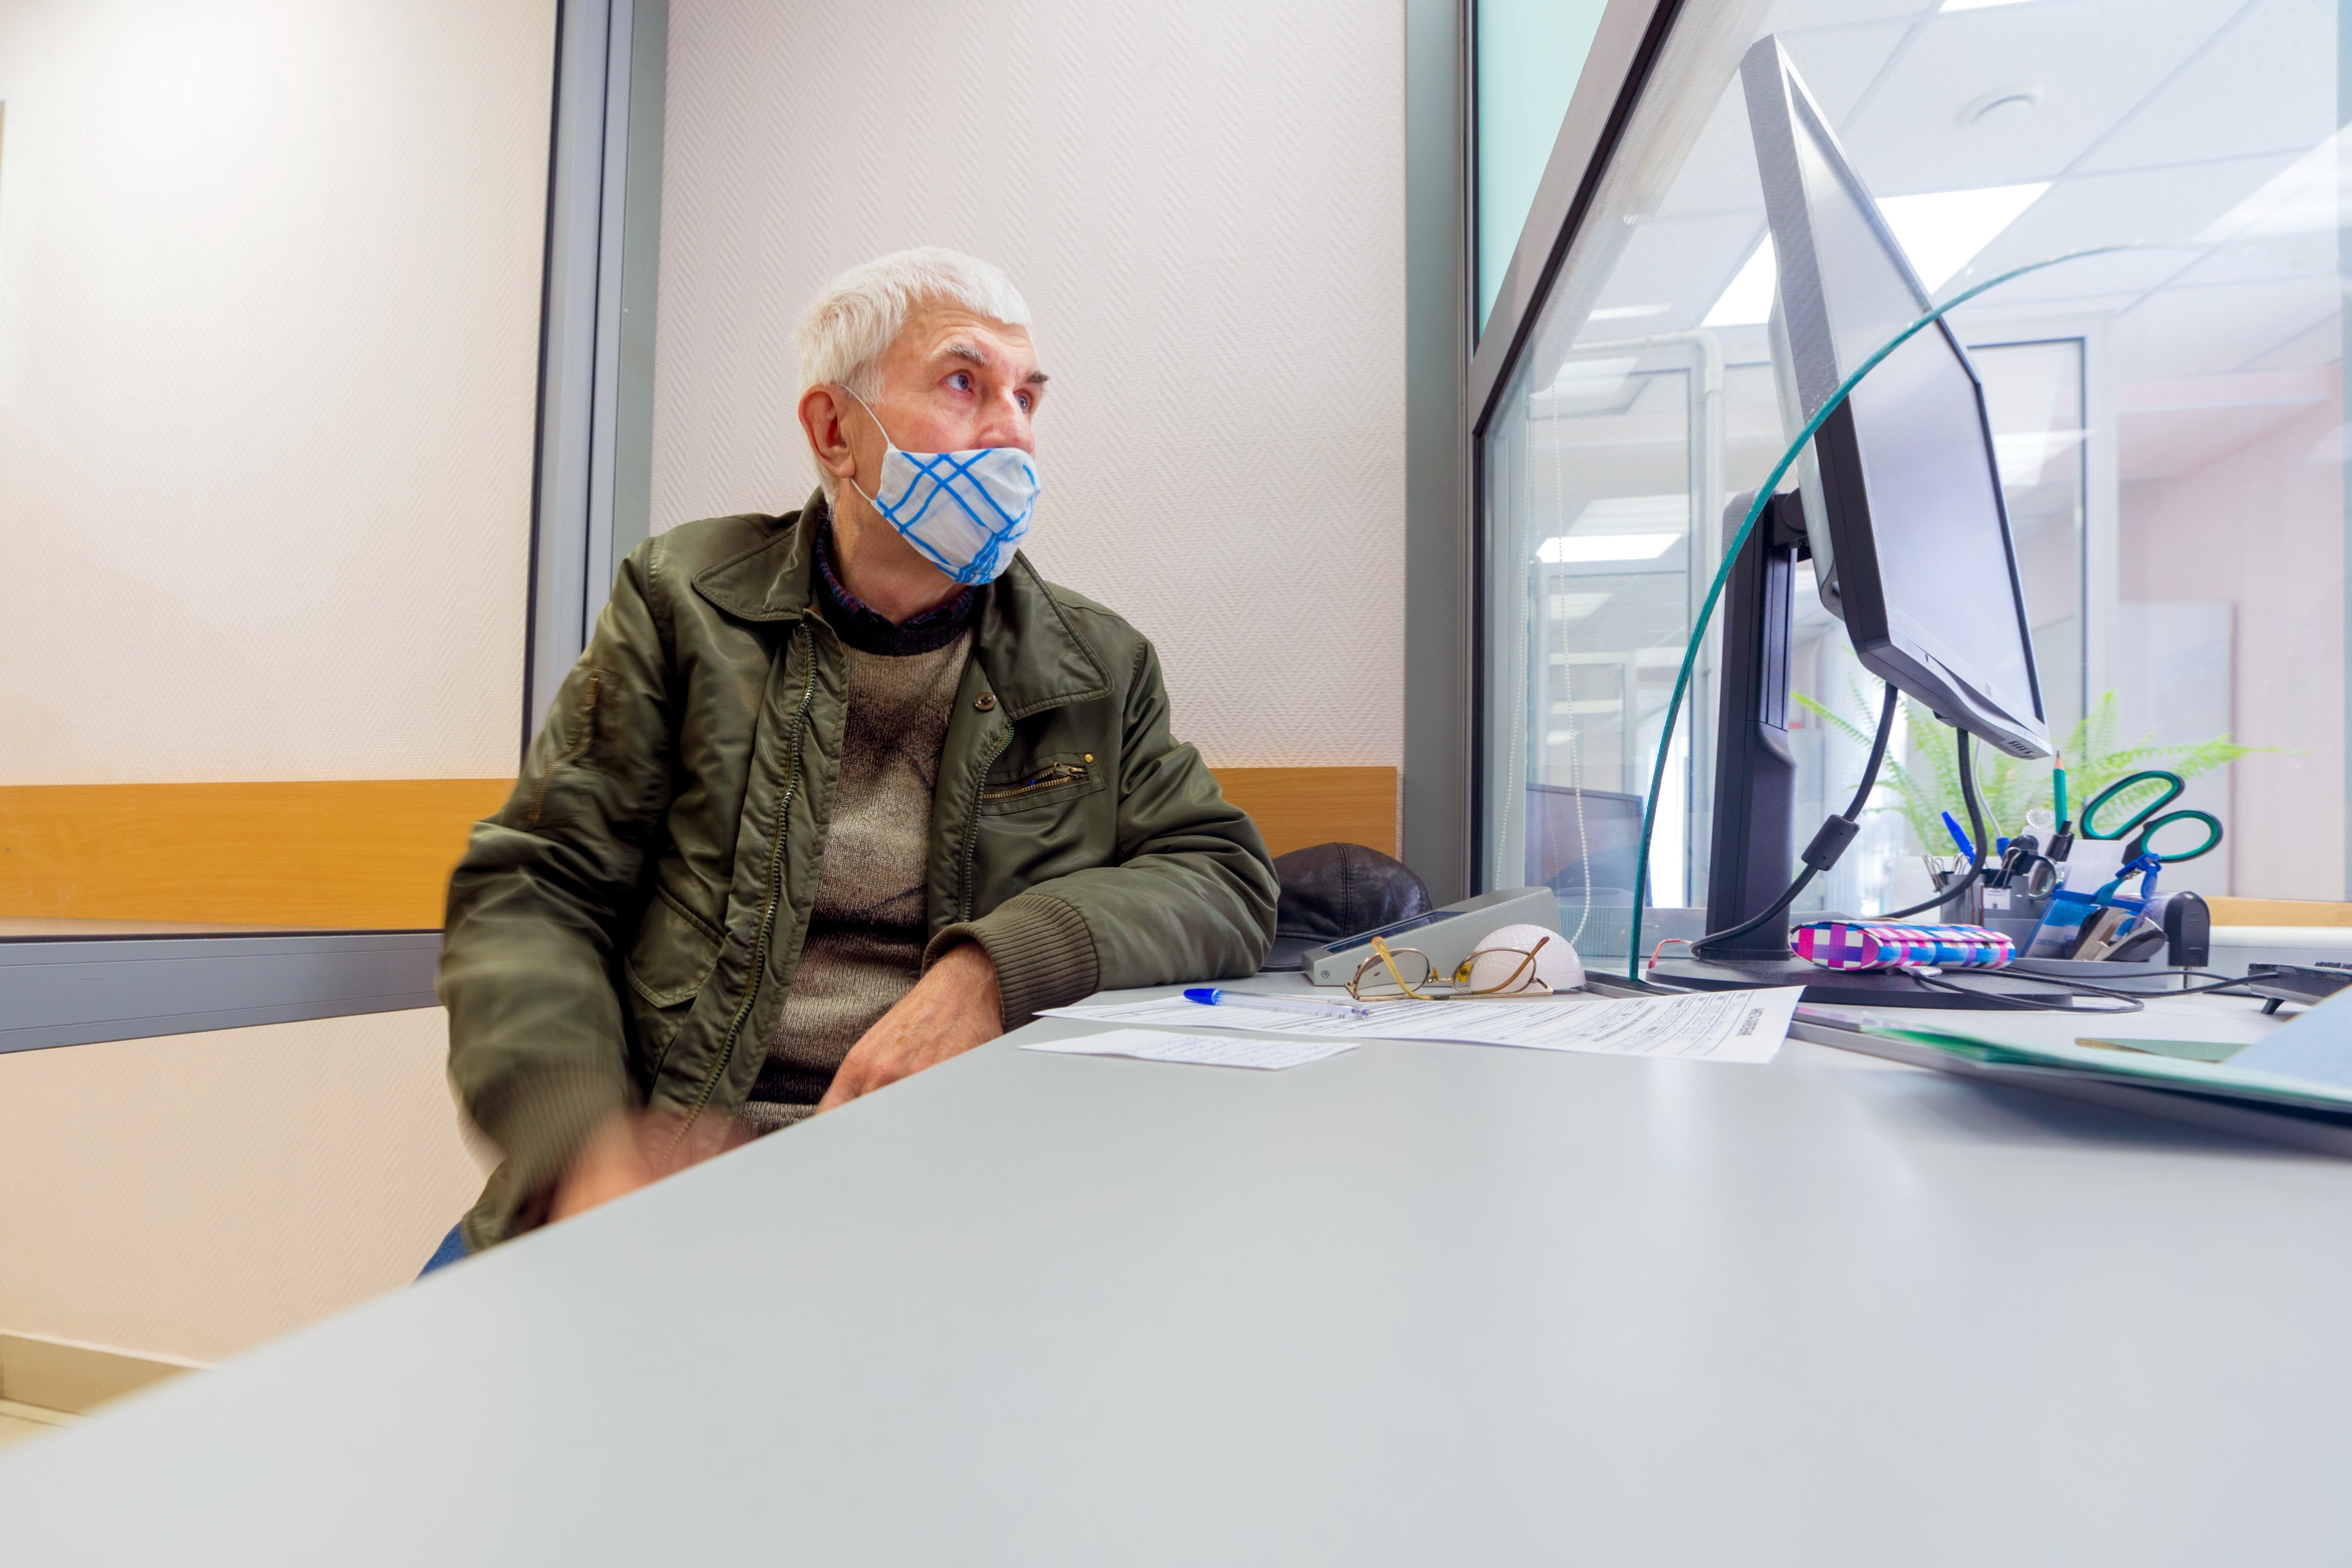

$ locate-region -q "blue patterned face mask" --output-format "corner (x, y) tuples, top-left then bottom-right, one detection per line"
(840, 388), (1041, 585)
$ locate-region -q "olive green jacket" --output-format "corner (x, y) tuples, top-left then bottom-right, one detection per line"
(439, 496), (1277, 1249)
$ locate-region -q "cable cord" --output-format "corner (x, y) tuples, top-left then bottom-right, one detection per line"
(1691, 680), (1900, 957)
(1622, 241), (2207, 982)
(1911, 961), (2293, 1014)
(1553, 407), (1594, 947)
(2084, 967), (2282, 998)
(1911, 972), (2145, 1013)
(1868, 727), (1990, 922)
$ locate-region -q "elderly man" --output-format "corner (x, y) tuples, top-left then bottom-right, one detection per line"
(434, 249), (1276, 1254)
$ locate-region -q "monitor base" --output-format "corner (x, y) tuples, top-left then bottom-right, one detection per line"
(1647, 955), (2077, 1010)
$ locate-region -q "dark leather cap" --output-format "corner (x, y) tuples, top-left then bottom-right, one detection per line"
(1260, 841), (1434, 971)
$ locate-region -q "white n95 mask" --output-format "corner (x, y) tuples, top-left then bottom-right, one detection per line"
(842, 388), (1041, 585)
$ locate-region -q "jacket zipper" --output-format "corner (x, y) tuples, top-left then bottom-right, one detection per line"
(979, 761), (1087, 801)
(962, 727), (1014, 921)
(672, 623), (819, 1152)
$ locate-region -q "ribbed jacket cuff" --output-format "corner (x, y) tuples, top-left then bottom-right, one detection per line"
(930, 893), (1101, 1028)
(470, 1064), (632, 1214)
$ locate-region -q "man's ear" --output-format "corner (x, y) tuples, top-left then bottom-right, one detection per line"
(797, 384), (860, 482)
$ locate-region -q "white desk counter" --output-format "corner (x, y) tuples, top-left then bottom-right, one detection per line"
(3, 983), (2348, 1565)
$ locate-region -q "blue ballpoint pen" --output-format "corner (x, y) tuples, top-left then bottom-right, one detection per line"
(1182, 988), (1372, 1020)
(1941, 810), (1977, 863)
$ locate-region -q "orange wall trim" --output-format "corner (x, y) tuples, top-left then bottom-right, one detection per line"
(0, 780), (516, 930)
(0, 768), (1397, 930)
(1212, 767), (1397, 863)
(2205, 898), (2352, 928)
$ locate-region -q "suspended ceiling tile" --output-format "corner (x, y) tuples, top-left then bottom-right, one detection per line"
(1960, 153), (2300, 302)
(1655, 21), (1913, 221)
(2109, 273), (2340, 380)
(2163, 225), (2339, 292)
(1766, 0), (1939, 29)
(1838, 0), (2239, 194)
(2118, 365), (2334, 411)
(2237, 312), (2342, 374)
(1595, 212), (1773, 335)
(1652, 87), (1768, 222)
(2076, 0), (2334, 174)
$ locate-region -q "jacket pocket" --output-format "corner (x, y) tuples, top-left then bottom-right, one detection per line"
(526, 667), (603, 827)
(979, 754), (1108, 816)
(623, 890), (722, 1070)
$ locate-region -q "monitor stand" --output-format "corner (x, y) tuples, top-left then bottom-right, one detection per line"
(1683, 492), (2062, 1012)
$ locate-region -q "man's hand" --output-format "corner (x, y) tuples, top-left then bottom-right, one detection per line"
(818, 941), (1003, 1112)
(548, 1112), (655, 1221)
(548, 1109), (744, 1222)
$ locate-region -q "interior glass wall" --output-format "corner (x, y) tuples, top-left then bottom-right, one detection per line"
(1475, 0), (1611, 335)
(1480, 0), (2345, 958)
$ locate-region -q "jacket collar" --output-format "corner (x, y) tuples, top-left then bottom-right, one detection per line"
(689, 497), (820, 623)
(691, 490), (1111, 719)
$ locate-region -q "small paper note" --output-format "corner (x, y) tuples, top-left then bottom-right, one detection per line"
(1020, 1028), (1356, 1072)
(1041, 988), (1798, 1065)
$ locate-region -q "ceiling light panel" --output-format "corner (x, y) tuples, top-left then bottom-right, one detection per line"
(1537, 533), (1682, 564)
(1575, 494), (1690, 532)
(1990, 429), (2086, 487)
(1702, 238), (1778, 327)
(1877, 182), (2049, 289)
(1545, 591), (1614, 621)
(1700, 182), (2045, 325)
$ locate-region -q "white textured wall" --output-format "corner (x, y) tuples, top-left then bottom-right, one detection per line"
(0, 1011), (489, 1364)
(651, 0), (1407, 768)
(0, 0), (554, 784)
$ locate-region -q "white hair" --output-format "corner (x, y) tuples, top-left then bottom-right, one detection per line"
(796, 247), (1033, 399)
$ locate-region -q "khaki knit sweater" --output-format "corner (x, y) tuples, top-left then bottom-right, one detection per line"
(740, 629), (972, 1135)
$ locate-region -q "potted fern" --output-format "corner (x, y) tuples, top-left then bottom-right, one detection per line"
(1792, 686), (2265, 853)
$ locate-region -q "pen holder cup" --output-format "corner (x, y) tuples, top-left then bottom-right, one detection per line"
(2022, 886), (2150, 962)
(1980, 913), (2043, 952)
(1976, 884), (2050, 955)
(1929, 873), (1985, 927)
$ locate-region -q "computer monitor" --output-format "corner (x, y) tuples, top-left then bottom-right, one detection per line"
(1649, 39), (2074, 1004)
(1526, 785), (1647, 904)
(1742, 36), (2051, 761)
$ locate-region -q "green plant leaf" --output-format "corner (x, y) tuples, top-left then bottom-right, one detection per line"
(1788, 685), (2277, 858)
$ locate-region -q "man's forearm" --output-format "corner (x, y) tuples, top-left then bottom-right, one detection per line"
(817, 940), (1004, 1110)
(923, 892), (1100, 1028)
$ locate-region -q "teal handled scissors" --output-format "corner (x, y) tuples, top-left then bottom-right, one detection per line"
(2077, 770), (2223, 862)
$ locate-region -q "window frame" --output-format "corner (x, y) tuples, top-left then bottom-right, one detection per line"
(1458, 0), (1687, 895)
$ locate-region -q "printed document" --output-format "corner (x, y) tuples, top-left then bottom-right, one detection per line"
(1039, 987), (1801, 1065)
(1020, 1028), (1356, 1072)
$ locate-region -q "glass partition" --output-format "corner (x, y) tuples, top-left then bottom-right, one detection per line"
(1481, 0), (2346, 956)
(1474, 0), (1611, 335)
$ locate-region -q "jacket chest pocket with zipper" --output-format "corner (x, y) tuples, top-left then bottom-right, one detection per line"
(962, 724), (1125, 924)
(979, 751), (1105, 815)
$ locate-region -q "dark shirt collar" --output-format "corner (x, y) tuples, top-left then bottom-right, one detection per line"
(812, 510), (974, 657)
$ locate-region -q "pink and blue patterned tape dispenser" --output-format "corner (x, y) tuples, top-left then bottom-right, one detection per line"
(1792, 921), (2015, 971)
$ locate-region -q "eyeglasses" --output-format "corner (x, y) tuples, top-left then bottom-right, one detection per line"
(1346, 934), (1560, 1003)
